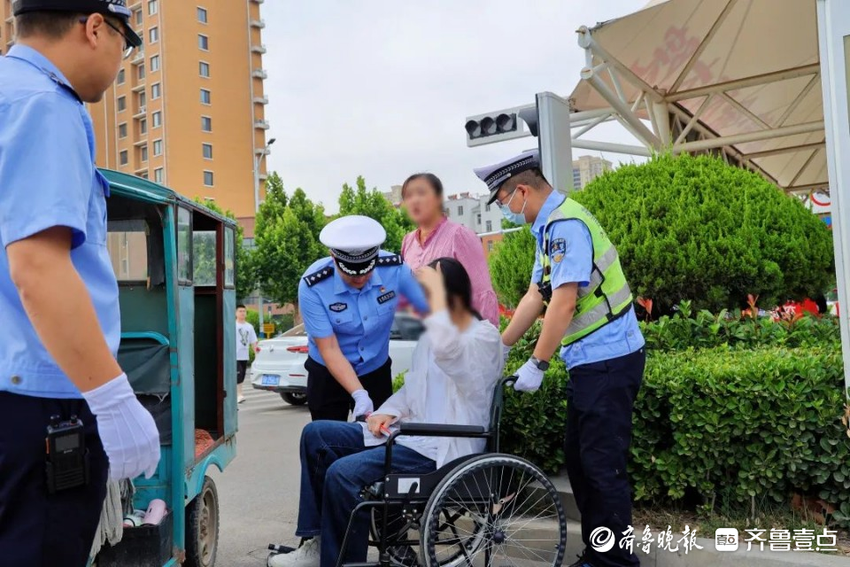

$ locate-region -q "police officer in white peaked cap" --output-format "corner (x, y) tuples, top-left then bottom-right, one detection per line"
(298, 215), (429, 422)
(476, 150), (645, 567)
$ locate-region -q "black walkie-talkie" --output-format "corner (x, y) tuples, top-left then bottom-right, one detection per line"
(45, 415), (89, 493)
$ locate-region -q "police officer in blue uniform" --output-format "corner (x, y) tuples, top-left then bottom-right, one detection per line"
(0, 2), (159, 566)
(477, 151), (645, 567)
(299, 215), (429, 422)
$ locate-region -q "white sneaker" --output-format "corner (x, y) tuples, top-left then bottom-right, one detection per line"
(238, 396), (246, 404)
(268, 538), (320, 567)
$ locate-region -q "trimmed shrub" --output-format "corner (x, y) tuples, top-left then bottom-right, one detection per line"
(570, 153), (834, 313)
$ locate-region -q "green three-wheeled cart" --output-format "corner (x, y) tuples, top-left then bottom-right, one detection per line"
(89, 170), (239, 567)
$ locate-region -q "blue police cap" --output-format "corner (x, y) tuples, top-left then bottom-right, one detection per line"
(320, 216), (387, 276)
(474, 149), (541, 205)
(13, 0), (142, 48)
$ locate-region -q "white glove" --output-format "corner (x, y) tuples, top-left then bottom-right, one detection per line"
(83, 374), (161, 481)
(352, 389), (374, 418)
(513, 359), (545, 393)
(501, 342), (512, 366)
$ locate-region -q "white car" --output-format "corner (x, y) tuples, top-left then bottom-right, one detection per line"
(251, 313), (425, 405)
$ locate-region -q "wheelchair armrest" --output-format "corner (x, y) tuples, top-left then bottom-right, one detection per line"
(398, 422), (488, 437)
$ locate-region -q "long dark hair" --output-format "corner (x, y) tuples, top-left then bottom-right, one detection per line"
(402, 173), (444, 199)
(428, 257), (481, 320)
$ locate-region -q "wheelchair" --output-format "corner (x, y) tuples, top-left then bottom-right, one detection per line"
(338, 377), (568, 567)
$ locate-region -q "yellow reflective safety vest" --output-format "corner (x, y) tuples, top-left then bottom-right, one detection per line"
(538, 198), (633, 346)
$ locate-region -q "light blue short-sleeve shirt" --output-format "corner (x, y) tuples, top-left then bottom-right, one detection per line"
(0, 46), (120, 398)
(531, 191), (644, 370)
(298, 251), (429, 375)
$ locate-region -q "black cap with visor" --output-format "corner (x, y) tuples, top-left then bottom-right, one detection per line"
(13, 0), (142, 56)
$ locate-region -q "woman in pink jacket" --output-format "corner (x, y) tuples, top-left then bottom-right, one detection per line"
(400, 173), (500, 326)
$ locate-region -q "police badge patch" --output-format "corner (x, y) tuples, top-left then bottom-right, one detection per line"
(329, 302), (348, 313)
(551, 238), (566, 263)
(377, 290), (396, 304)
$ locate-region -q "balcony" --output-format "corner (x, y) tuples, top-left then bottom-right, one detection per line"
(131, 83), (145, 93)
(131, 50), (145, 64)
(253, 95), (269, 105)
(250, 19), (266, 29)
(133, 106), (147, 118)
(254, 120), (270, 130)
(252, 68), (268, 80)
(251, 44), (267, 54)
(258, 172), (268, 181)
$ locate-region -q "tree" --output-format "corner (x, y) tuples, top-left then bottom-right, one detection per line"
(572, 153), (835, 313)
(337, 176), (413, 253)
(253, 179), (326, 308)
(488, 228), (537, 307)
(194, 197), (254, 301)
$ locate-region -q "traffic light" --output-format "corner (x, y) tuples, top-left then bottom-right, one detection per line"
(464, 104), (535, 147)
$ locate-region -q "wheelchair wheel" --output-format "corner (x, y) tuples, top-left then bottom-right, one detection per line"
(421, 454), (566, 567)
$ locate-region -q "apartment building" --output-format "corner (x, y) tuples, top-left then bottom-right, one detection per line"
(572, 155), (613, 189)
(444, 192), (503, 235)
(77, 0), (271, 222)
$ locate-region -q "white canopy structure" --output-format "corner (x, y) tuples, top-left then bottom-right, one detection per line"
(568, 0), (827, 196)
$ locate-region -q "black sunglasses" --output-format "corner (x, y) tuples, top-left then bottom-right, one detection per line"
(79, 16), (136, 59)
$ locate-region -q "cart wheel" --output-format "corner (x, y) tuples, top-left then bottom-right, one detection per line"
(185, 475), (220, 567)
(280, 392), (308, 406)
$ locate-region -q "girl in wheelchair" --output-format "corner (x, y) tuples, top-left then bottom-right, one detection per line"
(269, 257), (504, 567)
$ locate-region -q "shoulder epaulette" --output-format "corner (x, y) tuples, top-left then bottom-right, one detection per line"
(376, 255), (403, 267)
(303, 266), (334, 287)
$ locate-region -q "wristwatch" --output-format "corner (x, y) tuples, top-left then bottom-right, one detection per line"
(530, 356), (550, 371)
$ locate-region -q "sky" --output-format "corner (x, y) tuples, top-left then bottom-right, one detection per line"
(261, 1), (647, 212)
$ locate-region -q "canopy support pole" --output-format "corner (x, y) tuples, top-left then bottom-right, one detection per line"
(817, 0), (850, 396)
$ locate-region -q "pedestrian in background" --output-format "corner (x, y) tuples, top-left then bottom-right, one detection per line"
(0, 2), (158, 566)
(298, 215), (429, 422)
(236, 304), (259, 404)
(400, 173), (500, 326)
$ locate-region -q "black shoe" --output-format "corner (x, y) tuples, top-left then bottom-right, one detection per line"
(568, 550), (593, 567)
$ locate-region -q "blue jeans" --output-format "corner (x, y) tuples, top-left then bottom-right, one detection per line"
(296, 421), (436, 567)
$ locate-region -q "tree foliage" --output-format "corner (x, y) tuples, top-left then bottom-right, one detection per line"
(194, 197), (254, 301)
(252, 176), (327, 308)
(338, 176), (413, 253)
(487, 228), (537, 307)
(571, 153), (834, 313)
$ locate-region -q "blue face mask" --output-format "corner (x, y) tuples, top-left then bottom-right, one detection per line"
(500, 189), (528, 225)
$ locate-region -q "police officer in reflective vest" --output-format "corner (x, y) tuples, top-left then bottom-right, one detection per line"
(298, 215), (429, 422)
(477, 150), (645, 567)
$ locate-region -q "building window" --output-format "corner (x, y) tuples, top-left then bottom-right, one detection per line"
(198, 34), (209, 51)
(197, 6), (208, 23)
(203, 171), (214, 186)
(148, 0), (158, 15)
(137, 91), (146, 111)
(134, 9), (142, 26)
(117, 69), (125, 85)
(149, 27), (159, 44)
(154, 168), (163, 183)
(151, 83), (161, 99)
(150, 55), (160, 72)
(140, 171), (149, 180)
(119, 150), (128, 166)
(476, 213), (481, 225)
(485, 203), (491, 212)
(117, 95), (126, 112)
(152, 111), (162, 128)
(199, 62), (210, 78)
(486, 220), (492, 232)
(140, 145), (148, 162)
(202, 143), (213, 160)
(201, 116), (212, 132)
(457, 206), (463, 216)
(488, 241), (494, 252)
(139, 118), (147, 134)
(153, 139), (163, 156)
(137, 64), (145, 81)
(200, 88), (211, 105)
(118, 123), (127, 138)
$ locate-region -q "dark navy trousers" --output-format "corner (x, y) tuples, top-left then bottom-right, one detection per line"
(0, 391), (109, 567)
(565, 348), (645, 567)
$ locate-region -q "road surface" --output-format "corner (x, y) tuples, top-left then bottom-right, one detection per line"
(211, 386), (310, 566)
